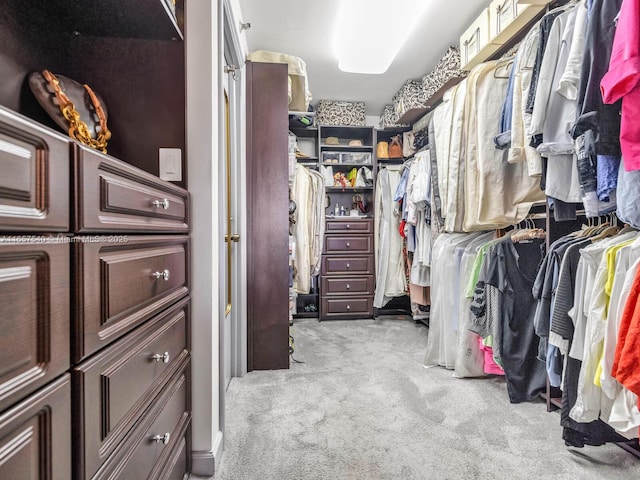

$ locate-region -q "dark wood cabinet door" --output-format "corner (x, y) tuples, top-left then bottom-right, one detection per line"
(74, 145), (189, 233)
(73, 298), (189, 480)
(246, 61), (290, 371)
(0, 241), (69, 412)
(0, 107), (69, 232)
(0, 375), (71, 480)
(72, 235), (189, 362)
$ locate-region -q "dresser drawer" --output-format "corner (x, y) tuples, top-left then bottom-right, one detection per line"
(321, 296), (374, 319)
(92, 360), (191, 480)
(325, 219), (372, 234)
(74, 298), (190, 480)
(74, 144), (189, 233)
(0, 241), (69, 411)
(0, 107), (69, 231)
(0, 375), (71, 480)
(324, 235), (372, 254)
(322, 255), (374, 275)
(73, 235), (189, 361)
(321, 275), (374, 296)
(154, 429), (189, 480)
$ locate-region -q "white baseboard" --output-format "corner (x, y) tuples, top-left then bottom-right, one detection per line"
(191, 431), (224, 477)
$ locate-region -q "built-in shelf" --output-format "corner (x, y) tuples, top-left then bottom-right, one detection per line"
(28, 0), (184, 41)
(326, 187), (373, 192)
(321, 163), (372, 167)
(320, 145), (373, 150)
(397, 76), (467, 126)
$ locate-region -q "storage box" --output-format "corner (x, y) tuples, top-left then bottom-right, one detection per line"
(489, 0), (545, 45)
(459, 7), (502, 70)
(321, 151), (372, 164)
(340, 152), (371, 165)
(392, 80), (427, 118)
(321, 151), (341, 164)
(421, 46), (467, 100)
(379, 104), (408, 129)
(316, 100), (366, 126)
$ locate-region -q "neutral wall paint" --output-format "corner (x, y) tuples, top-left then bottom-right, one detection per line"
(186, 0), (221, 473)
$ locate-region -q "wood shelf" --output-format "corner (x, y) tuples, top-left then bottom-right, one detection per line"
(326, 187), (373, 192)
(25, 0), (184, 41)
(397, 75), (467, 127)
(321, 162), (372, 167)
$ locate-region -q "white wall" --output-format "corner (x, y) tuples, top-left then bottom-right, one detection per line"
(366, 115), (380, 128)
(185, 0), (222, 475)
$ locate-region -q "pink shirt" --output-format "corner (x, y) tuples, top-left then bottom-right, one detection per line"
(600, 0), (640, 171)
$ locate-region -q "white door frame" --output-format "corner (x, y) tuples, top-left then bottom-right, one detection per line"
(219, 0), (248, 436)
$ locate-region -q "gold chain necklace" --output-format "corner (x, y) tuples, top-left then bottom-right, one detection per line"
(42, 70), (111, 153)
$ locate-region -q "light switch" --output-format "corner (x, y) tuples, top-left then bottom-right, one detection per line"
(159, 148), (182, 181)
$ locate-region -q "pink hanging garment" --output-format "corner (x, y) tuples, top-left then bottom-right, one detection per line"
(600, 0), (640, 171)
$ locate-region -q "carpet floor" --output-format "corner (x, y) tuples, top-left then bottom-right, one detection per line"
(197, 317), (640, 480)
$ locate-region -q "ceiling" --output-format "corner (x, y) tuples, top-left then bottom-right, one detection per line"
(237, 0), (490, 118)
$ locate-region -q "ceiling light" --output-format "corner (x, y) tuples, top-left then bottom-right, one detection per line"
(334, 0), (429, 74)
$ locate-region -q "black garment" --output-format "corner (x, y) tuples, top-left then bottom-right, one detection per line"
(532, 236), (581, 361)
(526, 9), (565, 114)
(550, 241), (589, 343)
(551, 199), (579, 222)
(575, 132), (598, 198)
(562, 355), (629, 447)
(483, 238), (547, 403)
(570, 0), (623, 157)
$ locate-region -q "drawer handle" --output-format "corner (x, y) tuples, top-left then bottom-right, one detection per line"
(346, 242), (351, 248)
(346, 284), (351, 290)
(152, 269), (171, 281)
(151, 432), (171, 445)
(151, 351), (170, 363)
(346, 305), (351, 311)
(346, 263), (350, 269)
(152, 198), (170, 210)
(346, 224), (350, 229)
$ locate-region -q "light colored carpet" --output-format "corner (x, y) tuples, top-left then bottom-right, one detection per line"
(196, 317), (640, 480)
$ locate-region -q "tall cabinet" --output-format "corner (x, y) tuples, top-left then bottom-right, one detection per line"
(246, 61), (290, 370)
(0, 2), (191, 479)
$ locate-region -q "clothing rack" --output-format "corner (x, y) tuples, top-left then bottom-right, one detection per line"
(540, 204), (640, 458)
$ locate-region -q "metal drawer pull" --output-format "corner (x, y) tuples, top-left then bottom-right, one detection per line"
(346, 242), (351, 247)
(346, 284), (351, 290)
(346, 305), (351, 310)
(346, 224), (350, 229)
(346, 263), (350, 269)
(152, 198), (170, 210)
(152, 269), (171, 281)
(151, 432), (171, 445)
(151, 351), (170, 363)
